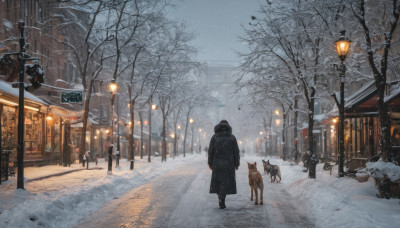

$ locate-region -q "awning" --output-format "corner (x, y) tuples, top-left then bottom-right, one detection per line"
(0, 81), (47, 111)
(345, 80), (377, 113)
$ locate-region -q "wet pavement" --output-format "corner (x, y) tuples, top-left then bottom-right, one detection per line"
(77, 160), (314, 228)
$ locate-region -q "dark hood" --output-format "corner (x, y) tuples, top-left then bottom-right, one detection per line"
(214, 120), (232, 134)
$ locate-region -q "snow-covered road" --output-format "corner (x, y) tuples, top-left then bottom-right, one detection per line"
(77, 158), (314, 228)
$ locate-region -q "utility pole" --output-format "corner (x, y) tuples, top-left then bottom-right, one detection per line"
(17, 21), (26, 189)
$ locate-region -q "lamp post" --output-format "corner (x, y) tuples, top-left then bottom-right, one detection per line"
(108, 78), (118, 175)
(190, 118), (194, 154)
(148, 101), (157, 162)
(334, 30), (351, 178)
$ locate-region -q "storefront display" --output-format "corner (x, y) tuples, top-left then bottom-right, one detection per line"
(25, 111), (43, 153)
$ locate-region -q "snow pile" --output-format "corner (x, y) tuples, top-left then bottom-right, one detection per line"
(366, 160), (400, 181)
(272, 157), (400, 228)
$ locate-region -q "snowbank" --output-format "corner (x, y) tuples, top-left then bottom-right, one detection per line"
(0, 155), (203, 228)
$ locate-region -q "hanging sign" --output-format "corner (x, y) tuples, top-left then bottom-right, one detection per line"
(61, 91), (82, 103)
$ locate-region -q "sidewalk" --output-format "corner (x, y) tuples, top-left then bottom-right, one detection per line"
(0, 154), (205, 228)
(0, 157), (157, 213)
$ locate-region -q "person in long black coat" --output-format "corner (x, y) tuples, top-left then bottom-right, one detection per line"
(208, 120), (240, 209)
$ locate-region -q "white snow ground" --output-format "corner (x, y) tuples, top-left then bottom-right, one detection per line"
(0, 154), (399, 228)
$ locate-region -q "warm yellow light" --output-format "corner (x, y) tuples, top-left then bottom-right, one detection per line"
(239, 141), (242, 144)
(189, 118), (194, 123)
(275, 110), (280, 115)
(177, 125), (181, 130)
(170, 133), (175, 138)
(96, 129), (100, 134)
(151, 104), (157, 110)
(259, 131), (263, 135)
(105, 129), (110, 134)
(109, 81), (118, 93)
(335, 30), (352, 61)
(46, 116), (53, 121)
(144, 120), (148, 125)
(333, 118), (337, 123)
(275, 119), (281, 126)
(0, 98), (40, 111)
(129, 121), (132, 125)
(199, 128), (202, 132)
(94, 136), (98, 139)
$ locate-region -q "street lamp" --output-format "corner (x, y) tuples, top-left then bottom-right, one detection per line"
(108, 78), (118, 175)
(148, 101), (158, 162)
(190, 118), (194, 153)
(335, 30), (351, 178)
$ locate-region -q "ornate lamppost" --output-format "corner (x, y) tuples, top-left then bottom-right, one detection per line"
(108, 78), (118, 175)
(334, 30), (351, 178)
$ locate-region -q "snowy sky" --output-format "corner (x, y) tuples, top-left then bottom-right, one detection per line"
(167, 0), (262, 66)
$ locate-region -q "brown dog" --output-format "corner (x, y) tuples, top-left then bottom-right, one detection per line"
(262, 160), (281, 183)
(247, 162), (264, 205)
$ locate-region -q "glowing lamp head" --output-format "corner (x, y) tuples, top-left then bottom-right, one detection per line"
(151, 104), (158, 110)
(275, 110), (280, 115)
(335, 30), (352, 61)
(275, 119), (281, 126)
(189, 118), (194, 124)
(46, 116), (53, 121)
(177, 125), (181, 130)
(109, 79), (118, 93)
(333, 118), (338, 123)
(259, 131), (263, 135)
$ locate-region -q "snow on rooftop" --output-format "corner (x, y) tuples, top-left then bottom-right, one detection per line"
(0, 81), (48, 105)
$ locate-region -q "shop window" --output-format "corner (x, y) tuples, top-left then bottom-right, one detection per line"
(1, 106), (16, 151)
(391, 122), (400, 146)
(25, 111), (43, 153)
(45, 116), (61, 152)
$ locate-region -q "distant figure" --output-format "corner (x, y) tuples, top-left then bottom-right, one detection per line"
(208, 120), (240, 209)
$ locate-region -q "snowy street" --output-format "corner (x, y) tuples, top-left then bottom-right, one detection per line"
(77, 159), (313, 228)
(1, 154), (400, 228)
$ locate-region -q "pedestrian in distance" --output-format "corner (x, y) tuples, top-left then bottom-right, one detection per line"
(85, 151), (90, 169)
(208, 120), (240, 209)
(82, 154), (86, 167)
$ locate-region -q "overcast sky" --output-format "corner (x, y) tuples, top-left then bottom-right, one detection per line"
(167, 0), (262, 67)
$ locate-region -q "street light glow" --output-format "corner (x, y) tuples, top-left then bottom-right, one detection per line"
(109, 79), (118, 93)
(189, 118), (194, 123)
(275, 110), (280, 115)
(151, 104), (158, 110)
(275, 119), (281, 126)
(335, 30), (352, 61)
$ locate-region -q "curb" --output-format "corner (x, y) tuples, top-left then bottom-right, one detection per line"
(26, 167), (103, 183)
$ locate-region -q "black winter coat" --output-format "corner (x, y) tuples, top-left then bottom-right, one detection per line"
(208, 122), (240, 195)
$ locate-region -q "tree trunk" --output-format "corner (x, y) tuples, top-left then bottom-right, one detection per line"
(183, 110), (190, 157)
(173, 124), (177, 158)
(79, 79), (94, 163)
(162, 115), (167, 162)
(129, 100), (135, 162)
(308, 88), (316, 178)
(282, 113), (287, 161)
(377, 86), (392, 161)
(294, 98), (298, 163)
(139, 112), (144, 159)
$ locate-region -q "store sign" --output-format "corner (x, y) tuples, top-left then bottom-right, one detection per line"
(61, 91), (82, 103)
